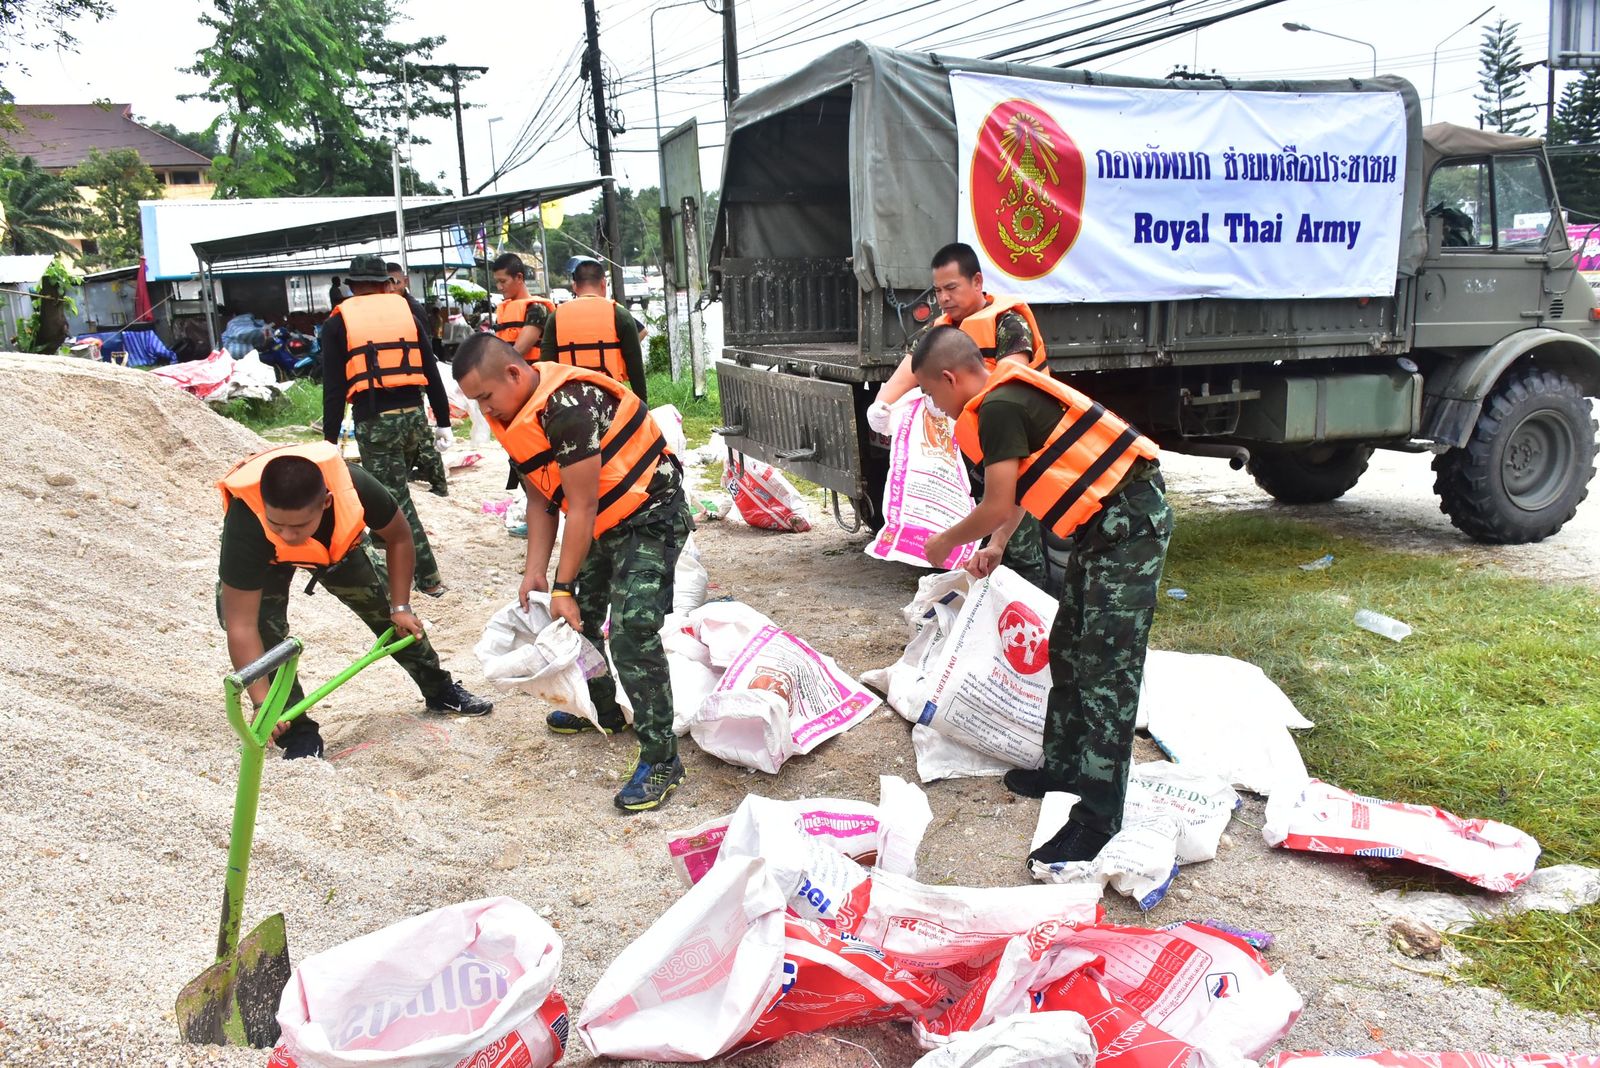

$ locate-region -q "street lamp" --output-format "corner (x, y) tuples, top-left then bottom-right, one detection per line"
(1283, 22), (1377, 78)
(487, 115), (504, 193)
(1430, 6), (1494, 124)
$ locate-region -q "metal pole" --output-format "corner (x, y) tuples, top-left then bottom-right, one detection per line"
(652, 0), (705, 381)
(682, 195), (706, 400)
(200, 259), (217, 352)
(488, 116), (503, 192)
(392, 144), (409, 277)
(1430, 6), (1494, 123)
(538, 205), (552, 294)
(450, 66), (469, 197)
(723, 0), (740, 112)
(1283, 23), (1376, 77)
(584, 0), (627, 301)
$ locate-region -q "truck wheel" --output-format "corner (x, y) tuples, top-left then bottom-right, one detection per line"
(1246, 445), (1373, 504)
(1432, 366), (1597, 544)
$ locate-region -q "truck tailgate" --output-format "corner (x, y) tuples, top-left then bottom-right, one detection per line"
(716, 362), (863, 498)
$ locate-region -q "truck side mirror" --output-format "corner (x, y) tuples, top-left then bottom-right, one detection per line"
(1426, 214), (1444, 259)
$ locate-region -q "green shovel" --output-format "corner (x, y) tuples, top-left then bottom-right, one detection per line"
(175, 627), (417, 1048)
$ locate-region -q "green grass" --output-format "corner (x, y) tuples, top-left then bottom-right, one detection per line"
(646, 368), (721, 449)
(1157, 509), (1600, 1013)
(212, 379), (323, 440)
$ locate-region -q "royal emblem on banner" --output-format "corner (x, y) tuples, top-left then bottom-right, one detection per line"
(969, 99), (1085, 279)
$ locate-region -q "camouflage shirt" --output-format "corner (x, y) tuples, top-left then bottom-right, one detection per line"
(540, 382), (680, 522)
(992, 309), (1035, 363)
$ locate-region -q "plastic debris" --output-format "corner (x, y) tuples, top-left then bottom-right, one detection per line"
(1199, 918), (1277, 951)
(1374, 863), (1600, 933)
(1299, 553), (1336, 570)
(1354, 608), (1412, 641)
(1166, 587), (1188, 600)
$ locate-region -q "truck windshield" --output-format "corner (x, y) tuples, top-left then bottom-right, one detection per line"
(1426, 155), (1555, 252)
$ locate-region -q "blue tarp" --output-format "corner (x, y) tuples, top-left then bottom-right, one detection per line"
(74, 325), (176, 367)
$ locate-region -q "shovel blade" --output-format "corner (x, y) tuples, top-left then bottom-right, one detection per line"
(175, 913), (291, 1048)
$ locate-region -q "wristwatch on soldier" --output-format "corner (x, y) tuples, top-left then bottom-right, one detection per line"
(390, 602), (413, 615)
(551, 579), (575, 596)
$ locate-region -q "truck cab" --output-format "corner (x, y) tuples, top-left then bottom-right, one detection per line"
(710, 44), (1600, 544)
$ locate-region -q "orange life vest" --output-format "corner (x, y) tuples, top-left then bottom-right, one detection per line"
(940, 294), (1048, 370)
(218, 441), (368, 569)
(331, 293), (429, 400)
(550, 293), (630, 383)
(495, 295), (557, 355)
(487, 364), (668, 536)
(954, 362), (1158, 538)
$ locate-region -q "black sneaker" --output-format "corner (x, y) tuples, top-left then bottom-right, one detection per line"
(1002, 768), (1068, 798)
(1028, 819), (1113, 867)
(546, 710), (628, 735)
(282, 729), (325, 761)
(425, 682), (493, 716)
(614, 755), (685, 812)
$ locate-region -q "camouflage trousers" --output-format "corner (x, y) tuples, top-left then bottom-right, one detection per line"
(215, 539), (454, 746)
(353, 407), (446, 589)
(1042, 471), (1174, 837)
(574, 497), (693, 764)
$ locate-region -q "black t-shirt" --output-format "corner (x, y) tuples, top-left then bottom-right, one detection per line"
(218, 464), (398, 589)
(975, 382), (1067, 466)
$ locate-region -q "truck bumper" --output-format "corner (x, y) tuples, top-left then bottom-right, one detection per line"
(715, 362), (865, 498)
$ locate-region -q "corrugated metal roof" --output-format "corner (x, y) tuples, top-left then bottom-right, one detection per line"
(5, 104), (214, 170)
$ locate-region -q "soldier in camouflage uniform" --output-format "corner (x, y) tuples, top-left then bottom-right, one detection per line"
(917, 326), (1172, 867)
(217, 447), (492, 760)
(870, 242), (1058, 595)
(453, 334), (692, 812)
(321, 254), (454, 595)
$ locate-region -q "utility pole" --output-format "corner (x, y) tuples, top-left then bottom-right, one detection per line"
(416, 63), (488, 196)
(723, 0), (740, 113)
(583, 0), (627, 302)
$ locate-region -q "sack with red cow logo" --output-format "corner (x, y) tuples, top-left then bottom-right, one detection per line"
(270, 897), (569, 1068)
(870, 566), (1057, 771)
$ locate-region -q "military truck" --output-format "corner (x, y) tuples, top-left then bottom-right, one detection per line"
(708, 44), (1600, 544)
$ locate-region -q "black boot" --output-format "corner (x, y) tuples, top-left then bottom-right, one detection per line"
(1003, 767), (1069, 798)
(1028, 819), (1113, 866)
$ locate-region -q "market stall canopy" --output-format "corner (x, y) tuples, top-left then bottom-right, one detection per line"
(187, 181), (603, 276)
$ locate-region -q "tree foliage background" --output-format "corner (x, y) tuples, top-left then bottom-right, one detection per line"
(1475, 18), (1538, 136)
(184, 0), (471, 198)
(64, 148), (162, 268)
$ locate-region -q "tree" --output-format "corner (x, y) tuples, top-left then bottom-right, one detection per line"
(0, 0), (111, 128)
(1549, 71), (1600, 221)
(0, 155), (87, 255)
(1474, 18), (1536, 135)
(185, 0), (470, 198)
(65, 148), (162, 268)
(140, 118), (221, 160)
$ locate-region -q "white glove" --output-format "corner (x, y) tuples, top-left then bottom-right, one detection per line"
(433, 426), (454, 452)
(866, 399), (893, 437)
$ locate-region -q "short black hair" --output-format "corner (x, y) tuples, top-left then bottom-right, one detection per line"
(385, 262), (403, 274)
(348, 279), (387, 295)
(910, 324), (983, 375)
(491, 253), (526, 278)
(572, 260), (605, 286)
(260, 456), (328, 510)
(452, 332), (516, 382)
(331, 275), (341, 283)
(930, 242), (981, 280)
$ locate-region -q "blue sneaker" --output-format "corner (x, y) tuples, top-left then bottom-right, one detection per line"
(546, 710), (627, 735)
(614, 755), (685, 812)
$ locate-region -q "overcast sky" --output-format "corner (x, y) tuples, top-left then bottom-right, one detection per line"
(4, 0), (1583, 213)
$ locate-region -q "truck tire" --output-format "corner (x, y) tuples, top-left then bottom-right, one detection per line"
(1431, 365), (1597, 544)
(1246, 445), (1373, 504)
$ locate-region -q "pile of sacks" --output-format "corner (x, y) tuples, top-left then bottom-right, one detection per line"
(475, 543), (878, 775)
(869, 567), (1550, 910)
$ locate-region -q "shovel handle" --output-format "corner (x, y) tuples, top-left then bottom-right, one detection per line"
(229, 638), (303, 691)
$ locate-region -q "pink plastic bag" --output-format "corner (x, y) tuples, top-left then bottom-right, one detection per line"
(270, 898), (568, 1068)
(1263, 779), (1541, 891)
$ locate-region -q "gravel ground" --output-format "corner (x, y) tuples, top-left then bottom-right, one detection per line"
(0, 354), (1594, 1067)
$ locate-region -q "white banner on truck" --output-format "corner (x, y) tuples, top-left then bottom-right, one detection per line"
(950, 73), (1408, 301)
